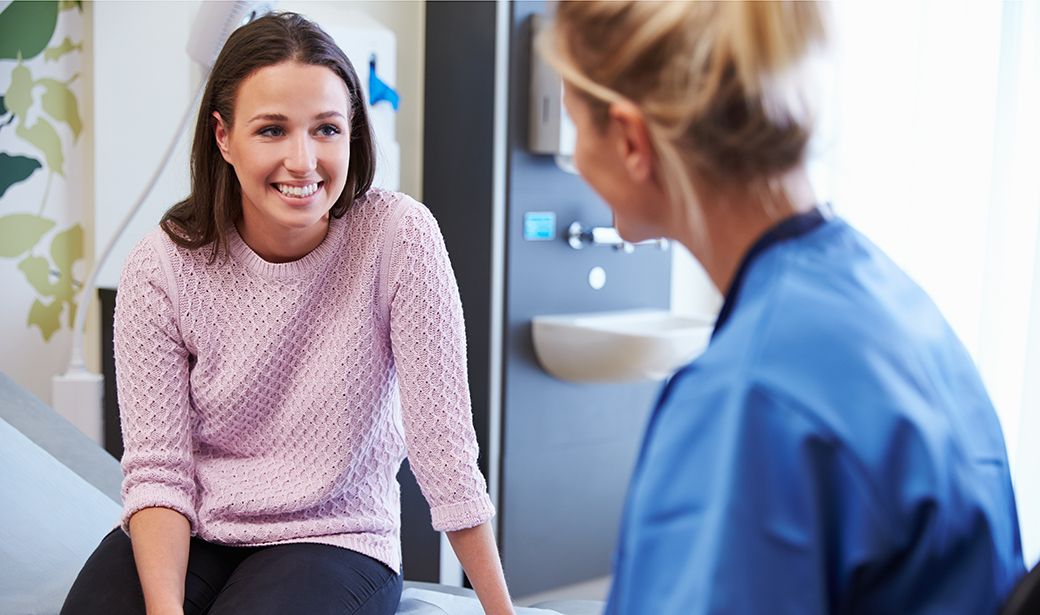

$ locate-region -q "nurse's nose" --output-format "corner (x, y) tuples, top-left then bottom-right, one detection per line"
(284, 133), (317, 174)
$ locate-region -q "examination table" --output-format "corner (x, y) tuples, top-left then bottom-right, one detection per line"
(0, 372), (602, 615)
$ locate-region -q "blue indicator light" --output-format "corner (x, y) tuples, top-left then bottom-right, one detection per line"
(524, 212), (556, 241)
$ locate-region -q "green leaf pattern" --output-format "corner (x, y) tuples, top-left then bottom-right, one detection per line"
(15, 113), (64, 176)
(4, 65), (82, 175)
(43, 37), (82, 62)
(39, 77), (81, 139)
(0, 1), (87, 341)
(18, 255), (56, 295)
(25, 224), (83, 338)
(27, 297), (64, 341)
(12, 224), (83, 340)
(0, 213), (56, 258)
(0, 153), (43, 198)
(50, 222), (83, 278)
(0, 1), (59, 61)
(5, 64), (33, 116)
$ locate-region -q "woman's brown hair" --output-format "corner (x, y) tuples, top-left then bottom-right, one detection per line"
(161, 11), (376, 260)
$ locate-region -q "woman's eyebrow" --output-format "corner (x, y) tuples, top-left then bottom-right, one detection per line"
(247, 111), (345, 124)
(247, 112), (288, 124)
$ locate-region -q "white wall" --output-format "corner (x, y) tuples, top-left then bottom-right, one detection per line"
(92, 1), (196, 290)
(670, 244), (721, 318)
(92, 1), (426, 290)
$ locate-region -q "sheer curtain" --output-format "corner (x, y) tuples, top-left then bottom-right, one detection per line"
(811, 0), (1040, 565)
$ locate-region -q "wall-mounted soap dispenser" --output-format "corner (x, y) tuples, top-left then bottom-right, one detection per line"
(527, 14), (577, 172)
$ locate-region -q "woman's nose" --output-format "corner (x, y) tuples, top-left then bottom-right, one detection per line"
(284, 134), (317, 173)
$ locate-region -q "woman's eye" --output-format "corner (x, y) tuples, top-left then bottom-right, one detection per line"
(258, 126), (284, 137)
(317, 124), (341, 137)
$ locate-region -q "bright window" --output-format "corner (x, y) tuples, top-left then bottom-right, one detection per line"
(813, 0), (1040, 565)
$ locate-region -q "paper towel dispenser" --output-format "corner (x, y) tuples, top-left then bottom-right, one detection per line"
(528, 14), (576, 159)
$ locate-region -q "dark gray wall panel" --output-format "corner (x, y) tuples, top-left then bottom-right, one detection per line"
(499, 2), (672, 596)
(419, 0), (500, 584)
(423, 1), (497, 485)
(423, 0), (673, 596)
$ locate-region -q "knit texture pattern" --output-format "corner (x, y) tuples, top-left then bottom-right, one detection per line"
(114, 188), (493, 572)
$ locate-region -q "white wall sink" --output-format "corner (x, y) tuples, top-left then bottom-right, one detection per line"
(531, 309), (715, 383)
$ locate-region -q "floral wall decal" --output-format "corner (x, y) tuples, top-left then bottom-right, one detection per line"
(0, 0), (86, 342)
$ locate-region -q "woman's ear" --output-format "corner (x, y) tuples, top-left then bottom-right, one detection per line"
(213, 111), (232, 164)
(608, 100), (654, 184)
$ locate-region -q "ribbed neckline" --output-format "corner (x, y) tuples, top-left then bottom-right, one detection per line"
(226, 215), (345, 281)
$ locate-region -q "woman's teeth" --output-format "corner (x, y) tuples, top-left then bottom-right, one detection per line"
(275, 182), (319, 198)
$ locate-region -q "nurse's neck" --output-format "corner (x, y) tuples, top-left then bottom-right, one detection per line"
(681, 166), (818, 298)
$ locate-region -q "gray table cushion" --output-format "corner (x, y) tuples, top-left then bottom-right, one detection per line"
(0, 417), (122, 615)
(528, 600), (604, 615)
(402, 581), (604, 614)
(0, 372), (121, 502)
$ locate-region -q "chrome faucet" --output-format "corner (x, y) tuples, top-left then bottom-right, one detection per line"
(566, 222), (669, 253)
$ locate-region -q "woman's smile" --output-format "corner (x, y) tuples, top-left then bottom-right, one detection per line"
(272, 180), (325, 206)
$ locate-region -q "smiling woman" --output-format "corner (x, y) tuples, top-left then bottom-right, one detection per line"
(159, 11), (376, 265)
(213, 61), (352, 262)
(59, 12), (513, 615)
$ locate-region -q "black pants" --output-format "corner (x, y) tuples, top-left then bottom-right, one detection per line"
(61, 528), (403, 615)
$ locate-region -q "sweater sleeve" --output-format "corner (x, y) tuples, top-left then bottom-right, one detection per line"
(114, 233), (198, 534)
(387, 201), (495, 532)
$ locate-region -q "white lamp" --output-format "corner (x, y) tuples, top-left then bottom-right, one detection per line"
(52, 1), (274, 444)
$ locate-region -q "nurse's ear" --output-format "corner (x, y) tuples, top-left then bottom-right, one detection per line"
(607, 100), (654, 185)
(213, 111), (233, 164)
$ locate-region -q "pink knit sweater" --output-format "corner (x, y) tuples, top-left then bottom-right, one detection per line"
(114, 188), (494, 572)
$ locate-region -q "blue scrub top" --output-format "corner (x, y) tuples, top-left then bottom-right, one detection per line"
(606, 209), (1025, 614)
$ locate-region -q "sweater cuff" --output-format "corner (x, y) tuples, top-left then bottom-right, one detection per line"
(121, 483), (198, 536)
(430, 493), (495, 532)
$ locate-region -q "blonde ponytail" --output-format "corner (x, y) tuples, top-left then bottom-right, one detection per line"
(544, 1), (829, 195)
(726, 1), (828, 125)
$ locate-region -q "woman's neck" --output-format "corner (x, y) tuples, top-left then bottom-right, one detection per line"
(677, 167), (818, 297)
(235, 214), (330, 263)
